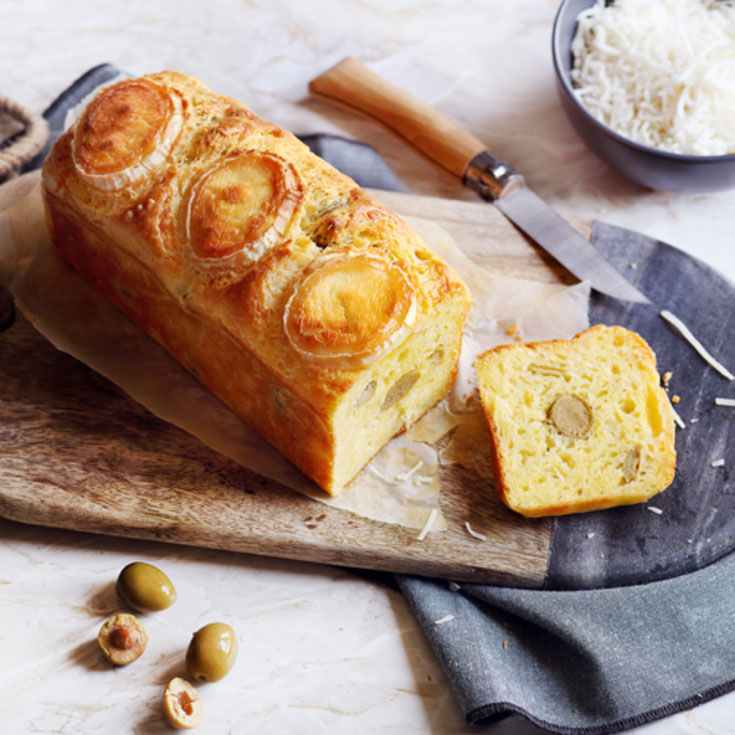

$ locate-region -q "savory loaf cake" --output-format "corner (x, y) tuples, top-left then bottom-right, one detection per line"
(475, 325), (676, 517)
(42, 71), (471, 495)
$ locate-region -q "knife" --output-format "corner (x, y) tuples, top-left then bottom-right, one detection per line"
(309, 57), (649, 304)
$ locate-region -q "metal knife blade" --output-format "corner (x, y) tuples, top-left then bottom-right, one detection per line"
(495, 187), (650, 304)
(461, 154), (651, 305)
(309, 58), (651, 304)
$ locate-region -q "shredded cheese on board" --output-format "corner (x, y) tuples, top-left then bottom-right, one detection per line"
(464, 522), (487, 541)
(670, 401), (687, 430)
(416, 508), (438, 541)
(660, 310), (735, 381)
(571, 0), (735, 156)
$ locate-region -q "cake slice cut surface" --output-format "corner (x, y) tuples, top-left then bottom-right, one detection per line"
(475, 325), (676, 517)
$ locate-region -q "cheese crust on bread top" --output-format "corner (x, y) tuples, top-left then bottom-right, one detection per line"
(42, 71), (472, 494)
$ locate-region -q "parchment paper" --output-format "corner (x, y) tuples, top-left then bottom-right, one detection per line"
(0, 172), (589, 530)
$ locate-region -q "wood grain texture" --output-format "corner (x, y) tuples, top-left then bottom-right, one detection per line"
(373, 189), (591, 283)
(310, 58), (487, 178)
(0, 192), (584, 587)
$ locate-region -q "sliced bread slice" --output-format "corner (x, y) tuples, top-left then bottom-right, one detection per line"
(475, 325), (676, 517)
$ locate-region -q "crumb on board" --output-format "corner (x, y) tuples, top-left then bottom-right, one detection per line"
(505, 323), (519, 337)
(672, 394), (680, 404)
(630, 263), (638, 269)
(503, 640), (508, 649)
(514, 334), (523, 342)
(586, 532), (595, 539)
(662, 371), (673, 386)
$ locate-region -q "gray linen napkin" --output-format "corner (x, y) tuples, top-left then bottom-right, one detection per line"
(11, 64), (735, 735)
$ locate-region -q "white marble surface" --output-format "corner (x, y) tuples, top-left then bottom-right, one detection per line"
(2, 1), (735, 733)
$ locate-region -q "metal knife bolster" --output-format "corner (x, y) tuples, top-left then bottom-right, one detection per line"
(463, 150), (524, 201)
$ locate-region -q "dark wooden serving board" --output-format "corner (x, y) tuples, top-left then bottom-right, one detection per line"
(1, 188), (733, 589)
(549, 222), (735, 589)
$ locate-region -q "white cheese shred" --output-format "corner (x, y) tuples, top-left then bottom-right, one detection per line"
(367, 464), (392, 483)
(711, 458), (726, 468)
(395, 460), (424, 483)
(648, 506), (664, 515)
(715, 397), (735, 407)
(416, 508), (438, 541)
(571, 0), (735, 156)
(670, 401), (687, 430)
(434, 614), (455, 625)
(660, 310), (734, 381)
(464, 522), (487, 542)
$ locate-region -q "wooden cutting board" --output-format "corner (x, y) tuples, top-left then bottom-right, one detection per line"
(0, 190), (588, 587)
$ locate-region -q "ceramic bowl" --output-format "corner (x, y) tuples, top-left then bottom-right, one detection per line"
(552, 0), (735, 193)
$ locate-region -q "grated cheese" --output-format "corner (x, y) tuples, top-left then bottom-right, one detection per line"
(395, 460), (424, 483)
(464, 522), (487, 541)
(711, 458), (726, 467)
(367, 464), (392, 483)
(416, 508), (438, 541)
(571, 0), (735, 156)
(715, 397), (735, 406)
(670, 401), (687, 430)
(434, 615), (455, 625)
(648, 505), (664, 515)
(660, 310), (734, 381)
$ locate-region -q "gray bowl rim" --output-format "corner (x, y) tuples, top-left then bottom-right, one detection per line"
(551, 0), (735, 166)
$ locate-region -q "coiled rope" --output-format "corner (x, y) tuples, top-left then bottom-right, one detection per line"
(0, 94), (48, 180)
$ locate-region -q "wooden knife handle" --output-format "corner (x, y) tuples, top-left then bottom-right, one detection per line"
(309, 57), (487, 180)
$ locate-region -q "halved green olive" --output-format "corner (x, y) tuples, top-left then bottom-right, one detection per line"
(98, 612), (147, 665)
(186, 622), (238, 683)
(116, 561), (177, 612)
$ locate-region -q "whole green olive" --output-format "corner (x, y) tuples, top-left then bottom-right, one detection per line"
(186, 622), (238, 683)
(116, 561), (177, 613)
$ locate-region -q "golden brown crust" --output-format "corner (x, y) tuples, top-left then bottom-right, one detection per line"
(42, 71), (472, 493)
